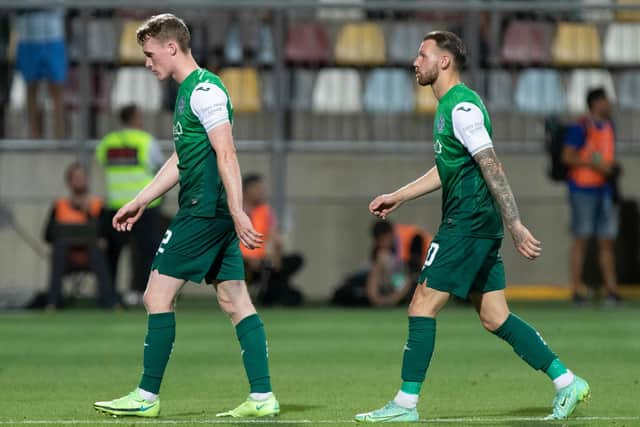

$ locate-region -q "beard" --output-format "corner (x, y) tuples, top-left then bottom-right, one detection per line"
(416, 67), (438, 86)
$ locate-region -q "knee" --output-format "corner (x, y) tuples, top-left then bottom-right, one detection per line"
(216, 282), (255, 319)
(407, 286), (443, 318)
(217, 292), (238, 318)
(480, 312), (508, 332)
(143, 289), (173, 313)
(142, 291), (155, 312)
(407, 299), (425, 317)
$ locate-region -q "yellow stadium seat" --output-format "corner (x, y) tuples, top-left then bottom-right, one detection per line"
(335, 22), (386, 66)
(119, 20), (145, 65)
(552, 22), (602, 66)
(615, 0), (640, 21)
(415, 85), (438, 114)
(219, 67), (261, 113)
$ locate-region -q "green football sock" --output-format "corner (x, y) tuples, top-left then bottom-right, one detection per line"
(139, 312), (176, 394)
(236, 314), (272, 393)
(400, 317), (436, 390)
(492, 313), (556, 371)
(546, 358), (569, 380)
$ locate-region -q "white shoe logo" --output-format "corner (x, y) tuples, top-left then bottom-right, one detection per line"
(403, 344), (411, 351)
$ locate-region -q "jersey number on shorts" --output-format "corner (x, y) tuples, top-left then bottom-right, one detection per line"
(157, 230), (173, 254)
(424, 242), (440, 267)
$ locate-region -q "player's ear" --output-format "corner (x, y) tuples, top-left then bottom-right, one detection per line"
(167, 41), (177, 56)
(440, 55), (451, 70)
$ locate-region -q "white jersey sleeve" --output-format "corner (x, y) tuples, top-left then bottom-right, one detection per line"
(451, 101), (493, 156)
(190, 82), (230, 132)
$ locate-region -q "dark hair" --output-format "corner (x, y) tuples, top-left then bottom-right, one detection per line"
(371, 219), (393, 239)
(119, 104), (139, 125)
(65, 161), (85, 183)
(137, 13), (190, 53)
(242, 173), (264, 190)
(423, 30), (467, 70)
(586, 87), (607, 110)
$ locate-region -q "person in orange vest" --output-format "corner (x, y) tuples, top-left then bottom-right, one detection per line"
(43, 162), (117, 310)
(242, 173), (304, 305)
(331, 219), (431, 307)
(562, 87), (621, 305)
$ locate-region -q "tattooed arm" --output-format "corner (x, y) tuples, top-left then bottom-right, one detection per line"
(473, 147), (542, 260)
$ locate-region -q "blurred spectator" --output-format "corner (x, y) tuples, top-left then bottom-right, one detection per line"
(95, 104), (164, 306)
(15, 8), (67, 139)
(242, 173), (304, 306)
(43, 162), (116, 310)
(562, 87), (621, 305)
(331, 219), (430, 307)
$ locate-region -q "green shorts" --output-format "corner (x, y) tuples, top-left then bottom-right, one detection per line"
(418, 233), (505, 299)
(151, 214), (245, 284)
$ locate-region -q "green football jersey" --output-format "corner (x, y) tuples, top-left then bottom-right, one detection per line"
(172, 68), (234, 218)
(432, 83), (503, 238)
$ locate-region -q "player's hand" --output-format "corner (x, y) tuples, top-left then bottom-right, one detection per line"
(112, 199), (146, 232)
(233, 211), (264, 250)
(369, 193), (403, 219)
(509, 221), (542, 260)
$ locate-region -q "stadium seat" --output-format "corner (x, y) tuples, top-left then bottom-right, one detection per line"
(205, 11), (232, 52)
(291, 70), (316, 111)
(224, 23), (243, 64)
(552, 22), (602, 66)
(261, 71), (275, 111)
(335, 22), (386, 66)
(285, 22), (331, 63)
(69, 18), (117, 63)
(603, 23), (640, 64)
(237, 11), (261, 54)
(486, 69), (514, 112)
(119, 20), (146, 65)
(514, 69), (567, 114)
(111, 67), (162, 112)
(501, 21), (553, 65)
(566, 69), (616, 114)
(63, 67), (80, 111)
(219, 67), (261, 113)
(64, 67), (112, 112)
(312, 68), (362, 113)
(257, 24), (275, 66)
(615, 0), (640, 21)
(388, 22), (431, 64)
(364, 69), (414, 113)
(415, 85), (438, 114)
(617, 71), (640, 109)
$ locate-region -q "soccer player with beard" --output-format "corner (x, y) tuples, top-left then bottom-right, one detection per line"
(355, 31), (589, 423)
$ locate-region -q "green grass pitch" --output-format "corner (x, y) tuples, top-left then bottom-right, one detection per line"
(1, 300), (639, 426)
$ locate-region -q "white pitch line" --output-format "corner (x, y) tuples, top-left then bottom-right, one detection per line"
(1, 416), (639, 425)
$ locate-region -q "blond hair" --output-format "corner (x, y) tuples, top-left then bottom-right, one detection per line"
(136, 13), (190, 53)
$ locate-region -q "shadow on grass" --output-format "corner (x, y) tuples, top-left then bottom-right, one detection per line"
(505, 406), (549, 416)
(169, 410), (208, 417)
(280, 403), (323, 413)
